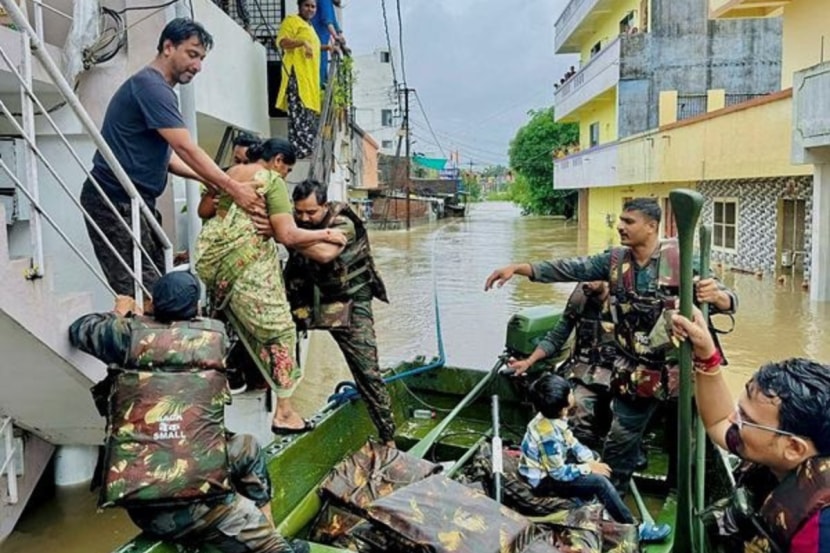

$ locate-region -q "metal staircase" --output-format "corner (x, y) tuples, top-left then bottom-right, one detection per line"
(0, 0), (174, 537)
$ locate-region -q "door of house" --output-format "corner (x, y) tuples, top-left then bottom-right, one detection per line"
(777, 198), (806, 272)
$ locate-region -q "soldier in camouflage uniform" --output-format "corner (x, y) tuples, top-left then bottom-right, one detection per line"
(673, 309), (830, 553)
(486, 198), (737, 490)
(507, 281), (616, 451)
(284, 179), (395, 445)
(69, 271), (307, 553)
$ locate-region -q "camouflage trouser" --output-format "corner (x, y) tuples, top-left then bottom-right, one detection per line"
(602, 397), (660, 491)
(570, 383), (612, 452)
(80, 180), (165, 297)
(329, 301), (396, 443)
(128, 434), (294, 552)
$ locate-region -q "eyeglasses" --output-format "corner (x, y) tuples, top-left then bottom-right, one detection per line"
(733, 405), (802, 439)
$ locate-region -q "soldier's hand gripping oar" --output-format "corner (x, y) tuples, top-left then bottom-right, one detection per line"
(670, 189), (705, 553)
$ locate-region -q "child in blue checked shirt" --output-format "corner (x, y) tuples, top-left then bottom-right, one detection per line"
(518, 373), (671, 543)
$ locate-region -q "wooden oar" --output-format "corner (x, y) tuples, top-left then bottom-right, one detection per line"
(695, 224), (712, 552)
(669, 189), (704, 553)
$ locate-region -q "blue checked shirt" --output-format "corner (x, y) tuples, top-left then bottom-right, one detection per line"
(518, 413), (596, 487)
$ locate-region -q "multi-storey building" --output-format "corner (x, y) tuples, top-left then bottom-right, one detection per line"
(353, 48), (399, 156)
(707, 0), (830, 301)
(551, 0), (782, 249)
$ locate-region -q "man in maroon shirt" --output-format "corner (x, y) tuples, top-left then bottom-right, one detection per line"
(673, 309), (830, 553)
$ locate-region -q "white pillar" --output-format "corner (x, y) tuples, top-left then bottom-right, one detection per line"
(54, 445), (97, 486)
(811, 163), (830, 302)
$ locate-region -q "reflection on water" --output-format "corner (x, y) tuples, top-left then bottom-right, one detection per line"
(4, 201), (830, 552)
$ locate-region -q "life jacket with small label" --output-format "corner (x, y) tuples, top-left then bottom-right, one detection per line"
(99, 316), (231, 509)
(285, 202), (388, 329)
(559, 286), (617, 392)
(741, 456), (830, 553)
(608, 240), (680, 400)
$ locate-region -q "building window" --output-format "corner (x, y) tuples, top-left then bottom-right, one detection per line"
(379, 50), (391, 63)
(381, 109), (394, 127)
(590, 41), (601, 58)
(381, 140), (393, 149)
(713, 198), (738, 252)
(589, 122), (600, 147)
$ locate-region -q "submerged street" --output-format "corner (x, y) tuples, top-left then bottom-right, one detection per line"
(4, 201), (827, 553)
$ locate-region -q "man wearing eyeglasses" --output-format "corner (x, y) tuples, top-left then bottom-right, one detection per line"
(673, 308), (830, 553)
(283, 179), (395, 447)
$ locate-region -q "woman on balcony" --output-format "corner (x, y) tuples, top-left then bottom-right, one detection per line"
(195, 138), (346, 434)
(276, 0), (322, 159)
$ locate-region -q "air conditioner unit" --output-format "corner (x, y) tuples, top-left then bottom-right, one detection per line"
(0, 138), (31, 224)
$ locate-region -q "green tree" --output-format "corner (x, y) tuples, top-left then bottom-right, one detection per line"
(508, 107), (578, 215)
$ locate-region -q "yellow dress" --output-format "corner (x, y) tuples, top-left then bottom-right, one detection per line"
(275, 14), (321, 113)
(194, 170), (302, 397)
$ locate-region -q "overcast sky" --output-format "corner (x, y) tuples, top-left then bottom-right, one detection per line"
(344, 0), (576, 168)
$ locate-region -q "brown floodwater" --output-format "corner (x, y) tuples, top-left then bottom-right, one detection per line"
(3, 201), (829, 552)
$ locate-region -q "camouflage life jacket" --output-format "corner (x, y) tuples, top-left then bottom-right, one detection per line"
(99, 316), (231, 509)
(608, 240), (680, 400)
(742, 456), (830, 553)
(285, 202), (388, 330)
(559, 286), (617, 392)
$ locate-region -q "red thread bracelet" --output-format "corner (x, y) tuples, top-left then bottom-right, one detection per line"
(693, 350), (722, 372)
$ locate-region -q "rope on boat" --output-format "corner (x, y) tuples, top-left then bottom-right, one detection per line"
(324, 222), (452, 408)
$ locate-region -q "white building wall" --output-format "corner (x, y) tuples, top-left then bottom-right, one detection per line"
(353, 48), (399, 155)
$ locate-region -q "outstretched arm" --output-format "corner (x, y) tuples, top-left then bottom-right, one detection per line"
(158, 128), (264, 216)
(484, 263), (533, 290)
(508, 316), (575, 376)
(671, 308), (732, 449)
(68, 311), (132, 366)
(270, 213), (346, 249)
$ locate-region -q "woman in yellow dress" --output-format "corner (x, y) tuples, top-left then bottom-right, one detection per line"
(195, 138), (346, 434)
(276, 0), (322, 159)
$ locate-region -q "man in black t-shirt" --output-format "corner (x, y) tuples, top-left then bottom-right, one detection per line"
(81, 18), (265, 304)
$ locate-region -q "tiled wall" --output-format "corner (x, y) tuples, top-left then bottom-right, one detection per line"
(697, 176), (813, 276)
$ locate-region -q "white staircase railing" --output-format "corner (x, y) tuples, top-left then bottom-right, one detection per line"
(0, 417), (19, 505)
(0, 0), (173, 305)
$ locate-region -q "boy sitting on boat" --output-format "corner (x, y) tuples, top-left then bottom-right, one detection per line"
(673, 308), (830, 553)
(518, 373), (671, 543)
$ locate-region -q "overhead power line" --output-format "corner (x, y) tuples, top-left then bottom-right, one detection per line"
(395, 0), (407, 86)
(379, 0), (399, 89)
(412, 91), (445, 158)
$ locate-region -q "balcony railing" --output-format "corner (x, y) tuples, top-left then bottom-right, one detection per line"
(709, 0), (791, 19)
(792, 60), (830, 164)
(553, 141), (619, 190)
(554, 0), (614, 54)
(554, 36), (621, 121)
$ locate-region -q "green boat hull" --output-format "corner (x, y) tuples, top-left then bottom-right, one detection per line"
(110, 362), (734, 553)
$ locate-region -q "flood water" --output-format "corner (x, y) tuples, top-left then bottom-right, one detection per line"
(4, 201), (830, 552)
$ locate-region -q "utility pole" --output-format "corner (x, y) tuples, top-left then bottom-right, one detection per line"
(401, 85), (413, 230)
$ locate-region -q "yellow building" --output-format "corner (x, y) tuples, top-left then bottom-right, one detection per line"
(705, 0), (830, 301)
(552, 0), (830, 301)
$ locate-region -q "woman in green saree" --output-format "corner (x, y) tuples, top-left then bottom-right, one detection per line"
(195, 138), (346, 434)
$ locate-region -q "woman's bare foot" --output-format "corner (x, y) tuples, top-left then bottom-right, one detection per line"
(272, 398), (310, 432)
